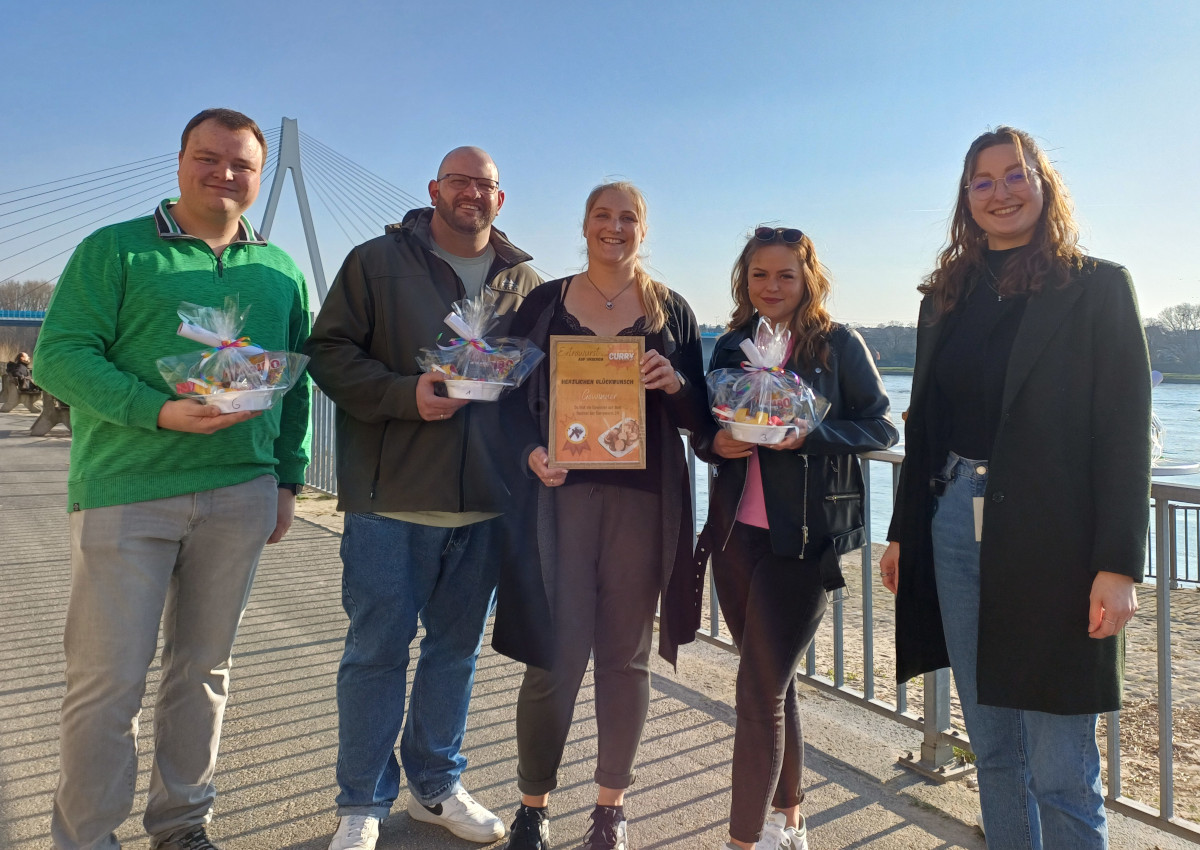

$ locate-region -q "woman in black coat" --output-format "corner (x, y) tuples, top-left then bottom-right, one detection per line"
(882, 127), (1151, 850)
(693, 227), (897, 850)
(497, 182), (710, 850)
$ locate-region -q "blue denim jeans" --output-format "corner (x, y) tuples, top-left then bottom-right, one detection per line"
(931, 453), (1107, 850)
(334, 513), (500, 819)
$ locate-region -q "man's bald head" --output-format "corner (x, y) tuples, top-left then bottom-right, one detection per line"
(436, 146), (498, 182)
(428, 146), (505, 255)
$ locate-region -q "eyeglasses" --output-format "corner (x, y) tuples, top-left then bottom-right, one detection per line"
(965, 169), (1037, 198)
(438, 173), (500, 194)
(754, 226), (804, 244)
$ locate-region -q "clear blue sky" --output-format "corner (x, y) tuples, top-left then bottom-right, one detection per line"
(2, 1), (1196, 327)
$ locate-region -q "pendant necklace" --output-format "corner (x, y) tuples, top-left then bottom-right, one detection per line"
(984, 265), (1004, 302)
(584, 270), (636, 310)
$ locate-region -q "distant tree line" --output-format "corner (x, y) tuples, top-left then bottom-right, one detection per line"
(1145, 303), (1200, 374)
(850, 302), (1200, 375)
(5, 284), (1199, 376)
(0, 279), (53, 363)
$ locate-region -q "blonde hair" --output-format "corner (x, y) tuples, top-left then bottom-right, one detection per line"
(921, 126), (1084, 319)
(729, 229), (834, 370)
(582, 181), (670, 332)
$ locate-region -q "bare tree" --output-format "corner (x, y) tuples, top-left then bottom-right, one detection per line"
(1155, 303), (1200, 334)
(0, 279), (53, 362)
(857, 322), (917, 367)
(0, 279), (54, 311)
(1148, 303), (1200, 372)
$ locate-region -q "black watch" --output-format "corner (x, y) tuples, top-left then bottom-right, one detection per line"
(278, 483), (302, 495)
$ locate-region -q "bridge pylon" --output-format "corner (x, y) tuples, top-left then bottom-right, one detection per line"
(258, 118), (328, 302)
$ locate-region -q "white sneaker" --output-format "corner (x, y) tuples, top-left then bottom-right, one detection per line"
(786, 814), (809, 850)
(759, 812), (791, 850)
(758, 811), (807, 850)
(328, 815), (380, 850)
(407, 782), (506, 842)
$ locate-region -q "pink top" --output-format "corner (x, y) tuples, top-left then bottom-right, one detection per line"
(736, 448), (771, 528)
(735, 337), (794, 529)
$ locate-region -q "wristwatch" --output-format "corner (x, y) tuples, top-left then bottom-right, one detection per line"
(278, 483), (302, 495)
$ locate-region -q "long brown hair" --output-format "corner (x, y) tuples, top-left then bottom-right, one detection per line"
(729, 229), (834, 370)
(920, 126), (1084, 318)
(582, 181), (670, 332)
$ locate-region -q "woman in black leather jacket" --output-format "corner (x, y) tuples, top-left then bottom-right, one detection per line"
(692, 227), (897, 850)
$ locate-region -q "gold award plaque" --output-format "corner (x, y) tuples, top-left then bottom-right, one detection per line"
(548, 335), (647, 470)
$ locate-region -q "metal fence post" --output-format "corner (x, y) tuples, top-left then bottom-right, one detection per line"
(898, 667), (970, 781)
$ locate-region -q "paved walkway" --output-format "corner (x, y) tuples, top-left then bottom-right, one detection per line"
(0, 407), (1192, 849)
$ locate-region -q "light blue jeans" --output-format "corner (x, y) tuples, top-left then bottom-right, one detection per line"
(334, 512), (500, 819)
(931, 453), (1107, 850)
(52, 476), (278, 850)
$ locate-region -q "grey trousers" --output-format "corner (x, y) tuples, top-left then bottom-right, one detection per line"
(515, 482), (663, 795)
(51, 476), (277, 850)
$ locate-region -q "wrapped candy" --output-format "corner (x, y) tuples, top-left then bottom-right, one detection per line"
(155, 296), (308, 412)
(415, 288), (543, 401)
(706, 317), (829, 444)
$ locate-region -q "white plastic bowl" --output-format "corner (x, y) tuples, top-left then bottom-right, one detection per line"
(443, 379), (511, 401)
(202, 389), (278, 412)
(728, 421), (796, 445)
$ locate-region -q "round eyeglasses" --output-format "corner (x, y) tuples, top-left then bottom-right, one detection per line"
(965, 169), (1037, 198)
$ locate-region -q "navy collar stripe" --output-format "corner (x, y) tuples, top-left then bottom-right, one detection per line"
(154, 198), (267, 246)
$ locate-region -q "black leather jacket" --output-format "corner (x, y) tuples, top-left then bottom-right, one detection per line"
(692, 322), (898, 588)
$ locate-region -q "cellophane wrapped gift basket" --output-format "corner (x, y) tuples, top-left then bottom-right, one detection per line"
(156, 296), (308, 413)
(706, 317), (829, 444)
(415, 288), (543, 401)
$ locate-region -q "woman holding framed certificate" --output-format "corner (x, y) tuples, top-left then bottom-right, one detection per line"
(496, 181), (709, 850)
(692, 227), (898, 850)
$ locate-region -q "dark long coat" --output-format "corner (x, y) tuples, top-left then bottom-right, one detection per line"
(890, 258), (1151, 715)
(490, 279), (711, 670)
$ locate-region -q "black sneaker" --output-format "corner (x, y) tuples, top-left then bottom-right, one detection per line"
(505, 804), (551, 849)
(155, 826), (220, 850)
(581, 805), (626, 850)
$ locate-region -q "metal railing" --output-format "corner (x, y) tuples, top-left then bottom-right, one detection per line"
(304, 402), (1200, 842)
(307, 388), (338, 495)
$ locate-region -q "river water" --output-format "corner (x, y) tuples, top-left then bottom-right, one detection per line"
(692, 375), (1200, 552)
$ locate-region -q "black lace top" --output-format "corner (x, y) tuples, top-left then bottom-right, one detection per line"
(550, 279), (664, 494)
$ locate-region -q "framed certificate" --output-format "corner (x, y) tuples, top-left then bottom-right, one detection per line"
(547, 335), (646, 469)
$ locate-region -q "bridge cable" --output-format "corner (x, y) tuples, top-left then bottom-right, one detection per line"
(299, 131), (426, 211)
(0, 160), (180, 219)
(0, 168), (185, 246)
(301, 158), (375, 245)
(0, 153), (178, 204)
(300, 145), (403, 238)
(299, 135), (418, 216)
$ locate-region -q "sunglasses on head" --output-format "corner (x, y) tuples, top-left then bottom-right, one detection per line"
(754, 226), (804, 244)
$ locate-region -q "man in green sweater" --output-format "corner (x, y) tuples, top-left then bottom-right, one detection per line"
(33, 108), (311, 850)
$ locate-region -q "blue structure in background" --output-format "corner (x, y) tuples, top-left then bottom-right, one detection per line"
(0, 310), (45, 327)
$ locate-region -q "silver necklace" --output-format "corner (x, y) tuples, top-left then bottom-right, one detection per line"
(584, 270), (636, 310)
(983, 265), (1004, 302)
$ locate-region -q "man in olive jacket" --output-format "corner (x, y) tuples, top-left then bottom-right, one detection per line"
(304, 147), (541, 850)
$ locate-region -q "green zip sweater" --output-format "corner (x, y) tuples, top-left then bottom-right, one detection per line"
(34, 200), (311, 511)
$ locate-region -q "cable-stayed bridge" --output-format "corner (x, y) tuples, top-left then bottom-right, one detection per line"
(0, 117), (430, 321)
